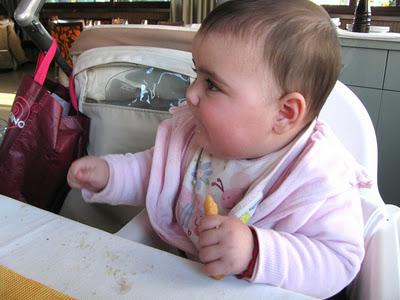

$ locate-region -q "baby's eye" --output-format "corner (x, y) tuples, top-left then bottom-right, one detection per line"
(206, 79), (219, 92)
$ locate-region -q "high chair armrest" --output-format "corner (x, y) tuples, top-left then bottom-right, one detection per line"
(349, 204), (400, 300)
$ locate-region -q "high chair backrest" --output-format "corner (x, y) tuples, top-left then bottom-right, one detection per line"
(319, 81), (378, 180)
(320, 81), (400, 300)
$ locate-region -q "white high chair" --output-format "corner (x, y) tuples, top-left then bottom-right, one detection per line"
(320, 81), (400, 300)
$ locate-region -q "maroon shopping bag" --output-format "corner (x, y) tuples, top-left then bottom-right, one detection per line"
(0, 39), (89, 212)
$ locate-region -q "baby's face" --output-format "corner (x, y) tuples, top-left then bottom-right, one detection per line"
(186, 33), (282, 160)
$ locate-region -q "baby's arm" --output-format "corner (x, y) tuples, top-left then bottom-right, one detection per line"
(251, 188), (364, 299)
(69, 148), (154, 206)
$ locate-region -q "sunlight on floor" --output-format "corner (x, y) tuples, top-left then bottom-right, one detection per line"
(0, 93), (14, 120)
(0, 93), (15, 106)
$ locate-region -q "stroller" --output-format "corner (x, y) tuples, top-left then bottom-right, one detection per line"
(14, 1), (400, 299)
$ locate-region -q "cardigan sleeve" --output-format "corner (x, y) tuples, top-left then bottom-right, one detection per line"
(250, 187), (365, 299)
(82, 148), (154, 206)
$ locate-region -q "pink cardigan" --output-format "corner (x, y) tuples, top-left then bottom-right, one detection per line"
(83, 105), (381, 298)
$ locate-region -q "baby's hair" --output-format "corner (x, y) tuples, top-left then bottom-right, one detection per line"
(199, 0), (341, 119)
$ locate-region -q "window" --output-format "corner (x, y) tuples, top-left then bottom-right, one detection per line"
(42, 0), (399, 19)
(42, 1), (171, 25)
(312, 1), (350, 4)
(311, 0), (398, 6)
(45, 0), (169, 2)
(114, 0), (170, 2)
(46, 0), (111, 2)
(370, 0), (398, 6)
(310, 0), (400, 17)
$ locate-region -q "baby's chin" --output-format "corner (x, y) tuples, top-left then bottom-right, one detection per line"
(193, 130), (251, 159)
(200, 143), (264, 161)
(194, 139), (239, 160)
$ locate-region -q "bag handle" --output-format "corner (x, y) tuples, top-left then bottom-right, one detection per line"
(34, 52), (45, 75)
(33, 39), (80, 113)
(34, 39), (58, 86)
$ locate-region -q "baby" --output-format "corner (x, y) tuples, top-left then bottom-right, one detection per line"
(68, 0), (374, 298)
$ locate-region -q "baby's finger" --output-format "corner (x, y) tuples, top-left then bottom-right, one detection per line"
(198, 215), (223, 233)
(74, 168), (90, 183)
(198, 244), (222, 264)
(198, 227), (220, 247)
(67, 166), (83, 189)
(67, 177), (82, 189)
(202, 259), (226, 279)
(68, 164), (93, 186)
(75, 168), (102, 190)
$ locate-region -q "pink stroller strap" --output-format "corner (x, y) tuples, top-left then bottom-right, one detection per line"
(33, 38), (79, 112)
(34, 39), (57, 86)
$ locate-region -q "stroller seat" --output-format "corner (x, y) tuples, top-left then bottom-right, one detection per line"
(60, 43), (196, 232)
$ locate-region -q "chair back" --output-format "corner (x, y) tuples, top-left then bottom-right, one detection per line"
(321, 81), (400, 300)
(319, 81), (378, 180)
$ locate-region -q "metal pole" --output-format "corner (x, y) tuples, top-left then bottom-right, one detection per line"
(14, 0), (72, 77)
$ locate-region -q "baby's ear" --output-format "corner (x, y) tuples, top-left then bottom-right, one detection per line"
(273, 92), (307, 134)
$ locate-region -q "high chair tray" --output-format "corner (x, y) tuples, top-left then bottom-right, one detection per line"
(0, 194), (315, 299)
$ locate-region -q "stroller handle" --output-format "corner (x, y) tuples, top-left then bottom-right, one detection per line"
(14, 0), (72, 77)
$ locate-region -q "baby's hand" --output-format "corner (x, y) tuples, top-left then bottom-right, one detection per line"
(67, 156), (110, 193)
(198, 215), (254, 277)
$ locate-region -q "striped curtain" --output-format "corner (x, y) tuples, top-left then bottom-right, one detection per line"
(170, 0), (217, 25)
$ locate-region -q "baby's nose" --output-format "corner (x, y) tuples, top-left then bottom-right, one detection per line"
(186, 84), (200, 106)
